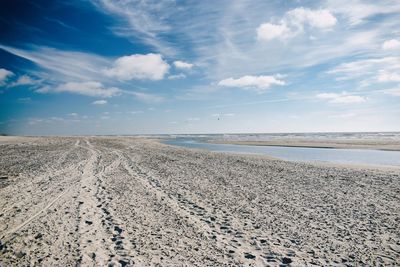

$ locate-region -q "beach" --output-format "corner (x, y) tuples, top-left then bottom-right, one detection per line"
(0, 137), (399, 266)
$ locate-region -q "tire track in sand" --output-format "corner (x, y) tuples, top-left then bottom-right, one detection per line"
(76, 140), (134, 266)
(0, 139), (84, 242)
(116, 149), (268, 266)
(0, 139), (81, 216)
(76, 139), (110, 266)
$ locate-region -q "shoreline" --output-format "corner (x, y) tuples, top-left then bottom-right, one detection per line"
(209, 139), (400, 151)
(159, 140), (400, 172)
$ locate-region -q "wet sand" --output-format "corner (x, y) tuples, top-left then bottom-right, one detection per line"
(211, 139), (400, 151)
(0, 137), (399, 266)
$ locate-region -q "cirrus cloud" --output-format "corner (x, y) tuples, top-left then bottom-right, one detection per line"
(377, 71), (400, 82)
(328, 57), (400, 87)
(37, 81), (122, 98)
(316, 92), (366, 104)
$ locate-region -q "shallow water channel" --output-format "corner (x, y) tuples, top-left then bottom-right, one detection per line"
(164, 139), (400, 167)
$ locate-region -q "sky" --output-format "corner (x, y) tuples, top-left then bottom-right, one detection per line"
(0, 0), (399, 135)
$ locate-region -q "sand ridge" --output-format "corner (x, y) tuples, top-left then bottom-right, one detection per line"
(0, 137), (399, 266)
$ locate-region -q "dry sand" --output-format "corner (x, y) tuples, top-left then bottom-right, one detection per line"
(211, 139), (400, 151)
(0, 137), (399, 266)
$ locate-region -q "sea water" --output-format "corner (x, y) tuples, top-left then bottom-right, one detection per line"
(163, 133), (400, 167)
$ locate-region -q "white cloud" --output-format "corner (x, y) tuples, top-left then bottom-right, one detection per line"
(328, 113), (357, 118)
(384, 88), (400, 96)
(173, 61), (194, 69)
(377, 71), (400, 82)
(67, 113), (78, 117)
(0, 44), (108, 82)
(168, 73), (186, 80)
(92, 100), (108, 105)
(131, 91), (164, 103)
(287, 8), (337, 29)
(50, 116), (64, 122)
(28, 118), (44, 125)
(10, 75), (39, 87)
(257, 8), (336, 42)
(128, 110), (144, 115)
(218, 75), (285, 92)
(326, 0), (400, 25)
(105, 53), (169, 81)
(316, 92), (366, 104)
(211, 113), (235, 117)
(382, 39), (400, 50)
(328, 57), (400, 87)
(91, 0), (177, 56)
(37, 81), (121, 98)
(329, 57), (400, 77)
(257, 23), (291, 41)
(0, 68), (14, 85)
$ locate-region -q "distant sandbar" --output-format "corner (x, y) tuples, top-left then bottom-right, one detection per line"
(210, 139), (400, 151)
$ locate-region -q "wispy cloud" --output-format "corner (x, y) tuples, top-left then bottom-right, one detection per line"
(17, 97), (32, 103)
(316, 92), (366, 104)
(168, 73), (186, 80)
(84, 0), (399, 84)
(130, 91), (164, 103)
(9, 75), (40, 87)
(0, 68), (14, 86)
(218, 75), (285, 92)
(2, 1), (400, 134)
(325, 0), (400, 25)
(128, 110), (144, 115)
(211, 113), (235, 117)
(37, 81), (122, 98)
(328, 112), (357, 118)
(382, 39), (400, 50)
(327, 56), (400, 86)
(90, 0), (178, 56)
(377, 71), (400, 82)
(0, 44), (108, 82)
(0, 44), (167, 103)
(384, 88), (400, 96)
(92, 99), (108, 105)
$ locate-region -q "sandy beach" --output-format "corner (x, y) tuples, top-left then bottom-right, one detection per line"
(0, 137), (399, 266)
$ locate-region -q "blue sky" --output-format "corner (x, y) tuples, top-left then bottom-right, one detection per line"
(0, 0), (399, 135)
